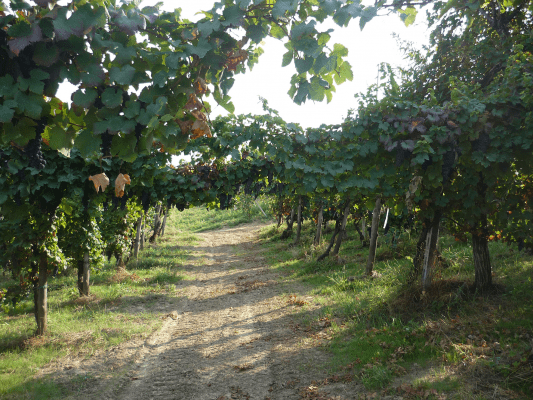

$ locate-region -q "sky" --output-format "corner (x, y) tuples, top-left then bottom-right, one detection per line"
(170, 1), (432, 128)
(56, 1), (432, 130)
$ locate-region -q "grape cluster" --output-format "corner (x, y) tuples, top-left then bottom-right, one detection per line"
(134, 123), (144, 144)
(472, 132), (490, 153)
(441, 149), (456, 184)
(120, 193), (128, 210)
(82, 195), (89, 212)
(101, 131), (113, 157)
(0, 150), (9, 170)
(25, 131), (46, 169)
(218, 193), (232, 210)
(141, 191), (150, 212)
(176, 203), (186, 212)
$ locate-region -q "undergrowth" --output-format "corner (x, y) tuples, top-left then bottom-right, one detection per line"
(258, 219), (533, 399)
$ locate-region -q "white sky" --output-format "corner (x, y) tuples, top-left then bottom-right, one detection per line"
(171, 1), (432, 128)
(57, 1), (431, 129)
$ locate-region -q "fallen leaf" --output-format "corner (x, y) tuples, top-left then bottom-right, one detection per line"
(115, 173), (131, 198)
(89, 173), (110, 193)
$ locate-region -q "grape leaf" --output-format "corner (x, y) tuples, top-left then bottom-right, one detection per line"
(102, 87), (123, 108)
(88, 173), (110, 193)
(109, 65), (136, 85)
(115, 173), (131, 197)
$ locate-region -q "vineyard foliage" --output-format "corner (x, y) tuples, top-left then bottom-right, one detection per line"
(1, 0), (533, 335)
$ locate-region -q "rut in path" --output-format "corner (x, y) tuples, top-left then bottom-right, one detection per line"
(112, 223), (360, 400)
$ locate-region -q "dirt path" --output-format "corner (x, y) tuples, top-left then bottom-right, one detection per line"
(48, 222), (363, 400)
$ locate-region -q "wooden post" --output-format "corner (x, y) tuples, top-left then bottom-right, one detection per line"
(293, 196), (303, 245)
(421, 216), (440, 292)
(140, 212), (145, 251)
(36, 252), (48, 335)
(161, 207), (168, 236)
(82, 251), (90, 296)
(365, 197), (382, 276)
(134, 216), (142, 259)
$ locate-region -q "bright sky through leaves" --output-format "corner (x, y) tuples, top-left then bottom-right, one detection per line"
(55, 1), (430, 129)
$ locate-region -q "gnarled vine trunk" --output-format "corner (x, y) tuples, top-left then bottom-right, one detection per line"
(281, 206), (296, 239)
(472, 227), (492, 292)
(77, 252), (90, 296)
(332, 200), (351, 257)
(421, 212), (441, 292)
(409, 219), (430, 284)
(161, 207), (168, 236)
(314, 203), (324, 245)
(317, 219), (341, 261)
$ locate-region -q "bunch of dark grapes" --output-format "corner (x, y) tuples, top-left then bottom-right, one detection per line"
(82, 195), (89, 212)
(219, 193), (228, 210)
(167, 197), (173, 209)
(112, 195), (119, 210)
(441, 150), (456, 184)
(244, 177), (253, 195)
(267, 170), (273, 184)
(141, 191), (150, 212)
(421, 156), (432, 171)
(25, 131), (46, 169)
(395, 147), (406, 167)
(134, 123), (144, 144)
(120, 193), (128, 210)
(14, 191), (21, 206)
(101, 132), (113, 157)
(0, 150), (8, 170)
(471, 132), (490, 153)
(177, 202), (186, 212)
(103, 201), (109, 212)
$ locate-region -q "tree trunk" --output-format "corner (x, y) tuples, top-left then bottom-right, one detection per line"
(472, 231), (492, 292)
(150, 204), (162, 243)
(332, 200), (351, 257)
(365, 197), (382, 276)
(134, 216), (142, 259)
(81, 252), (90, 296)
(421, 213), (441, 292)
(36, 252), (48, 335)
(314, 204), (324, 245)
(161, 207), (168, 236)
(409, 220), (430, 284)
(281, 206), (296, 239)
(140, 212), (145, 251)
(277, 213), (283, 228)
(293, 196), (303, 245)
(361, 215), (368, 246)
(317, 219), (341, 261)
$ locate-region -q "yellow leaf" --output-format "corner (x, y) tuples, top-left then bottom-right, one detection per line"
(88, 173), (110, 193)
(115, 173), (131, 198)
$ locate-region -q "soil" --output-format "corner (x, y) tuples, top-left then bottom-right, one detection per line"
(37, 222), (368, 400)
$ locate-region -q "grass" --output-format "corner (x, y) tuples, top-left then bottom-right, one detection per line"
(0, 199), (270, 399)
(256, 218), (533, 398)
(0, 209), (201, 399)
(2, 199), (532, 399)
